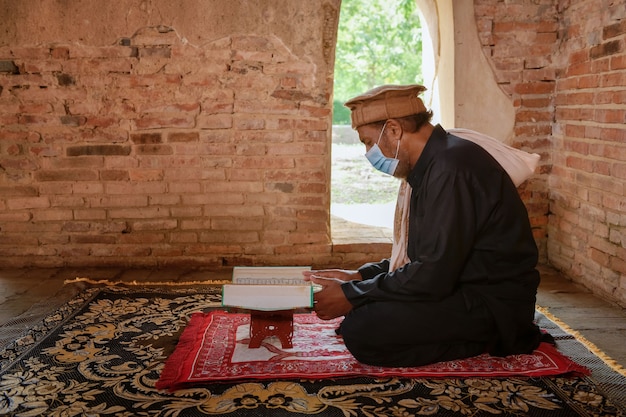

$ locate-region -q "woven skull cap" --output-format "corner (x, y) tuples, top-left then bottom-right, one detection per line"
(344, 84), (428, 129)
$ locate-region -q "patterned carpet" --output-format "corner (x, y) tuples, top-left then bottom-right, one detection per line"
(1, 283), (625, 416)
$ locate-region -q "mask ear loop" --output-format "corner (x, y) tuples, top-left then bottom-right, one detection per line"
(377, 121), (401, 160)
(393, 134), (400, 159)
(376, 121), (388, 146)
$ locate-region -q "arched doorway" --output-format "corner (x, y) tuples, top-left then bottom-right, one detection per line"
(330, 0), (424, 235)
(329, 0), (516, 244)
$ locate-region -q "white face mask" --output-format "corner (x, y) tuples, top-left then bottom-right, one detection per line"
(364, 122), (400, 176)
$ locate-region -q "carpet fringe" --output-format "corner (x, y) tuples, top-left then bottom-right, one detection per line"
(537, 305), (626, 377)
(64, 277), (231, 286)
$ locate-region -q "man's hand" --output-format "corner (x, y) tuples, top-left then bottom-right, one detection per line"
(308, 275), (354, 320)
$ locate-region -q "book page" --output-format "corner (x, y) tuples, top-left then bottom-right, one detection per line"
(232, 266), (311, 285)
(222, 284), (313, 311)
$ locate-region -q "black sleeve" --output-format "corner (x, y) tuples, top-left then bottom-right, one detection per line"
(357, 258), (390, 280)
(343, 169), (499, 308)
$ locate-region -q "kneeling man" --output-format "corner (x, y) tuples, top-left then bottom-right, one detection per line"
(305, 85), (542, 367)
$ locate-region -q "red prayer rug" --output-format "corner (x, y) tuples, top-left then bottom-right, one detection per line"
(156, 310), (589, 391)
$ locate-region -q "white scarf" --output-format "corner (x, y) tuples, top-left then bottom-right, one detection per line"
(388, 129), (540, 271)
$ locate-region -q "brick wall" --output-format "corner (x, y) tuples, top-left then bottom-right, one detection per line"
(549, 0), (626, 304)
(474, 0), (626, 306)
(2, 1), (625, 306)
(0, 26), (348, 268)
(474, 0), (559, 263)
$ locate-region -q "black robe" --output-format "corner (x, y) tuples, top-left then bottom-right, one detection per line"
(339, 125), (542, 367)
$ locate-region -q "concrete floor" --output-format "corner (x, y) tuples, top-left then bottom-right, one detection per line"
(1, 263), (625, 370)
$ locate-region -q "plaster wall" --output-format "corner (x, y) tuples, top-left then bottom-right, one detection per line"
(419, 0), (515, 142)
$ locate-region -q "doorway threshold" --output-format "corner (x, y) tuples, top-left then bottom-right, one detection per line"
(331, 215), (393, 245)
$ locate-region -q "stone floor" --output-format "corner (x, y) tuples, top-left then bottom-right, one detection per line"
(1, 262), (625, 369)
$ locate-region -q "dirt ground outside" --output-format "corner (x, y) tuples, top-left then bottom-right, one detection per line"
(331, 126), (398, 229)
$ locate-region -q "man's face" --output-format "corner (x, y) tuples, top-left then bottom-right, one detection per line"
(356, 123), (383, 154)
(357, 122), (410, 179)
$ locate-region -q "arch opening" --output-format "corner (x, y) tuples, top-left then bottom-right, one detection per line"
(330, 0), (433, 239)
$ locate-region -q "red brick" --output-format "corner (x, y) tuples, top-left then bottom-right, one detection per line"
(132, 219), (178, 231)
(564, 139), (588, 154)
(0, 212), (32, 222)
(100, 170), (130, 181)
(591, 57), (611, 73)
(610, 55), (626, 70)
(168, 132), (199, 142)
(233, 117), (266, 130)
(67, 145), (131, 156)
(568, 49), (589, 65)
(514, 81), (555, 95)
(211, 218), (264, 231)
(594, 109), (625, 124)
(35, 169), (99, 182)
(18, 114), (58, 125)
(516, 110), (552, 122)
(566, 61), (592, 77)
(521, 97), (552, 108)
(514, 124), (552, 137)
(589, 40), (623, 59)
(31, 209), (73, 221)
(73, 209), (107, 220)
(566, 156), (593, 172)
(72, 183), (105, 194)
(108, 207), (168, 219)
(7, 197), (50, 210)
(131, 132), (162, 144)
(602, 71), (626, 87)
(577, 74), (600, 88)
(106, 182), (165, 195)
(610, 255), (626, 275)
(50, 195), (85, 207)
(594, 90), (616, 105)
(164, 167), (226, 181)
(602, 193), (626, 211)
(133, 115), (194, 129)
(565, 91), (594, 105)
(603, 21), (626, 40)
(592, 160), (610, 176)
(92, 195), (148, 208)
(197, 114), (233, 129)
(135, 144), (173, 155)
(233, 156), (294, 169)
(169, 232), (198, 243)
(0, 186), (38, 196)
(611, 163), (626, 180)
(168, 182), (201, 194)
(67, 45), (136, 59)
(129, 169), (164, 182)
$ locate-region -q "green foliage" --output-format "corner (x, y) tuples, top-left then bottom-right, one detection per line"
(333, 99), (352, 125)
(333, 0), (423, 125)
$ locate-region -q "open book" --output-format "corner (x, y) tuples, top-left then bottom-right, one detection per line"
(222, 266), (314, 311)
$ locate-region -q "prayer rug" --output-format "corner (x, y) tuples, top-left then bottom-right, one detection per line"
(1, 283), (625, 417)
(156, 311), (588, 390)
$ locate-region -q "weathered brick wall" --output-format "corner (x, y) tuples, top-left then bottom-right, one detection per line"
(2, 0), (625, 307)
(0, 1), (375, 269)
(475, 0), (626, 306)
(549, 0), (626, 304)
(473, 0), (559, 262)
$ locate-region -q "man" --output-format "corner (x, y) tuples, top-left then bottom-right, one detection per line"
(304, 84), (543, 367)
